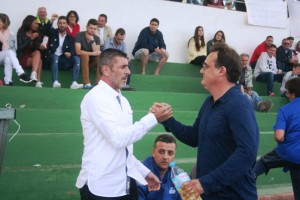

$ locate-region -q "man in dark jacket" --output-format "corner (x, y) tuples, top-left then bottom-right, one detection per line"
(132, 18), (169, 75)
(276, 38), (296, 72)
(43, 16), (82, 89)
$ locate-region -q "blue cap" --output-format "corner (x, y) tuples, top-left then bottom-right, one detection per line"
(169, 161), (176, 167)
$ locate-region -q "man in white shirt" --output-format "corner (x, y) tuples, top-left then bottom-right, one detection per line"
(95, 14), (113, 51)
(254, 44), (284, 96)
(280, 63), (300, 97)
(76, 48), (172, 200)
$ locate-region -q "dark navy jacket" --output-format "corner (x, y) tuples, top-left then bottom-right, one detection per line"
(132, 27), (166, 56)
(137, 156), (181, 200)
(42, 28), (76, 68)
(162, 85), (259, 200)
(276, 45), (293, 72)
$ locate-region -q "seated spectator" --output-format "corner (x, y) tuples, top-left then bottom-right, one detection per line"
(95, 14), (113, 51)
(280, 63), (300, 97)
(75, 18), (101, 89)
(239, 53), (273, 112)
(203, 0), (224, 8)
(42, 16), (82, 89)
(103, 28), (135, 91)
(137, 134), (181, 200)
(276, 38), (295, 72)
(253, 77), (300, 200)
(254, 44), (284, 96)
(296, 40), (300, 61)
(287, 36), (298, 61)
(66, 10), (80, 39)
(132, 18), (169, 75)
(250, 36), (274, 69)
(206, 30), (225, 54)
(187, 26), (207, 67)
(0, 13), (31, 86)
(225, 0), (233, 10)
(36, 7), (58, 38)
(17, 15), (43, 88)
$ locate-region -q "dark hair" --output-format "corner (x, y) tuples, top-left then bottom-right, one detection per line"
(266, 35), (273, 40)
(285, 77), (300, 97)
(211, 42), (241, 83)
(18, 15), (36, 33)
(66, 10), (79, 24)
(150, 18), (159, 25)
(115, 28), (125, 35)
(293, 63), (300, 68)
(188, 26), (205, 51)
(268, 44), (277, 49)
(213, 30), (226, 43)
(153, 134), (176, 147)
(295, 41), (300, 52)
(240, 53), (249, 58)
(58, 16), (67, 22)
(287, 36), (294, 41)
(99, 48), (127, 75)
(0, 13), (10, 29)
(87, 18), (98, 26)
(99, 14), (107, 22)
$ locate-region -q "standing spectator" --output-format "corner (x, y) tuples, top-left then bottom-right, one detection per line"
(153, 43), (259, 199)
(254, 44), (284, 96)
(239, 53), (273, 112)
(250, 36), (274, 69)
(206, 30), (225, 55)
(36, 7), (58, 37)
(76, 49), (171, 199)
(66, 10), (80, 39)
(17, 15), (43, 87)
(0, 13), (31, 86)
(203, 0), (224, 8)
(132, 18), (169, 75)
(75, 18), (101, 89)
(43, 16), (82, 89)
(280, 63), (300, 97)
(253, 77), (300, 200)
(103, 28), (134, 90)
(95, 14), (113, 51)
(137, 134), (181, 200)
(187, 26), (207, 67)
(277, 38), (296, 72)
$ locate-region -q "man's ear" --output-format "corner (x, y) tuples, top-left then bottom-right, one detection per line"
(101, 65), (110, 76)
(219, 66), (227, 77)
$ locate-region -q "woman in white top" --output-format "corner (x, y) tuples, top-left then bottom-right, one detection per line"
(0, 13), (31, 85)
(187, 26), (207, 67)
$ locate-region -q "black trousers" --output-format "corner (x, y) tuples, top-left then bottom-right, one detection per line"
(79, 178), (138, 200)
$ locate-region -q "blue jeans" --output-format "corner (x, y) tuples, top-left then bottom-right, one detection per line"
(255, 72), (284, 94)
(244, 91), (262, 111)
(49, 54), (80, 82)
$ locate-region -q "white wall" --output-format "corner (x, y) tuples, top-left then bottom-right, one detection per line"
(2, 0), (297, 63)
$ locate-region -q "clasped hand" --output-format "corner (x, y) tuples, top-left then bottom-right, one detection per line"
(149, 102), (173, 122)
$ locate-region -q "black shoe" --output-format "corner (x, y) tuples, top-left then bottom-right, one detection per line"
(4, 82), (13, 86)
(19, 73), (32, 83)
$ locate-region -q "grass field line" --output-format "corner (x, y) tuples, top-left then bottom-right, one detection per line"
(2, 158), (196, 173)
(7, 131), (275, 136)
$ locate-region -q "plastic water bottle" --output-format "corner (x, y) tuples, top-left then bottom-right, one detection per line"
(169, 161), (202, 200)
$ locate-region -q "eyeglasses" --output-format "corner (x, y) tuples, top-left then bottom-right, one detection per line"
(283, 43), (290, 45)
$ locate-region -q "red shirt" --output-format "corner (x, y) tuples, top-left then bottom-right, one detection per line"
(250, 41), (268, 65)
(66, 24), (80, 38)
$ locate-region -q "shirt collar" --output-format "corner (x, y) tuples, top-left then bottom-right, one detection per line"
(98, 80), (121, 98)
(215, 84), (240, 103)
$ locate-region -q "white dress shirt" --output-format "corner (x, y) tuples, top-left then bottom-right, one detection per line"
(76, 80), (158, 197)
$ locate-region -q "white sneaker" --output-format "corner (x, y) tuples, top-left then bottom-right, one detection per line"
(70, 81), (83, 89)
(53, 81), (61, 88)
(30, 71), (38, 81)
(35, 81), (43, 88)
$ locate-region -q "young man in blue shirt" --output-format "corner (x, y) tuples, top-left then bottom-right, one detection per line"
(138, 134), (181, 200)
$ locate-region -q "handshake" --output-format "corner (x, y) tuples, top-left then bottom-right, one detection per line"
(149, 102), (173, 123)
